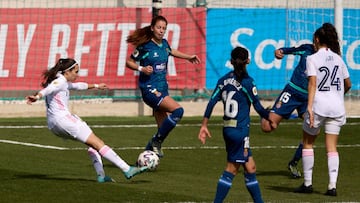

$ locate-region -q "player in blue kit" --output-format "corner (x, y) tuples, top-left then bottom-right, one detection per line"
(198, 47), (271, 203)
(126, 15), (200, 158)
(261, 43), (315, 178)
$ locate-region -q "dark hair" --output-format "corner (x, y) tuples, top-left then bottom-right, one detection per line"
(126, 15), (168, 47)
(314, 23), (341, 55)
(231, 47), (249, 81)
(41, 58), (77, 87)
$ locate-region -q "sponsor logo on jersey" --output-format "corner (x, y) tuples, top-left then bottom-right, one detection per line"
(155, 63), (166, 71)
(132, 49), (139, 58)
(252, 86), (258, 96)
(151, 88), (162, 97)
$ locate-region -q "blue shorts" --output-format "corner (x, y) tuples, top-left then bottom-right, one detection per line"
(271, 84), (308, 119)
(223, 126), (252, 163)
(141, 87), (169, 110)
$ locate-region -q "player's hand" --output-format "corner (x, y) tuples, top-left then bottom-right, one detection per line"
(275, 49), (284, 59)
(97, 83), (108, 90)
(141, 65), (153, 75)
(25, 95), (38, 105)
(198, 126), (211, 144)
(188, 55), (201, 64)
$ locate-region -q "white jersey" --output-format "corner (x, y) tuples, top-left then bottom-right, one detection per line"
(38, 74), (88, 129)
(306, 47), (350, 117)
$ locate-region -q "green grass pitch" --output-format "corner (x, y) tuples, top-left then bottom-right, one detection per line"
(0, 116), (359, 202)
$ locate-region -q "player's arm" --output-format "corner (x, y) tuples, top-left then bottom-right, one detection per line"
(69, 82), (108, 90)
(344, 78), (351, 94)
(244, 81), (269, 120)
(276, 44), (312, 58)
(198, 86), (221, 144)
(342, 61), (352, 94)
(125, 54), (153, 75)
(198, 117), (210, 144)
(305, 57), (317, 128)
(170, 49), (200, 64)
(25, 78), (65, 104)
(307, 76), (316, 128)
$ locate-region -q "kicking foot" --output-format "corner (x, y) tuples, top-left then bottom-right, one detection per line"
(124, 166), (148, 180)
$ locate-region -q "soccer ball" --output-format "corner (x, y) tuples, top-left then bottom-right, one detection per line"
(137, 150), (160, 171)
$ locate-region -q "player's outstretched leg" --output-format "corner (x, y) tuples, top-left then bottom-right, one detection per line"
(288, 142), (303, 178)
(98, 145), (148, 179)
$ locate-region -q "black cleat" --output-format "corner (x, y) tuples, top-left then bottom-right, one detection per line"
(325, 188), (337, 196)
(294, 183), (313, 193)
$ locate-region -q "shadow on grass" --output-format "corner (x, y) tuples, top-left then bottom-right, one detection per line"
(0, 168), (152, 184)
(266, 185), (325, 196)
(257, 169), (291, 177)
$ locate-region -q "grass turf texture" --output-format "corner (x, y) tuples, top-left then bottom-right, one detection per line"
(0, 116), (359, 202)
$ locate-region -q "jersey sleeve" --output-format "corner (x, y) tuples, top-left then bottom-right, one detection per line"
(130, 45), (147, 62)
(68, 82), (88, 90)
(242, 79), (269, 119)
(305, 55), (317, 77)
(280, 44), (313, 56)
(38, 78), (67, 97)
(203, 82), (222, 119)
(163, 39), (172, 55)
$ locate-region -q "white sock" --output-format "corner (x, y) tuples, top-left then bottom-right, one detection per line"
(302, 149), (314, 186)
(88, 147), (105, 177)
(99, 145), (130, 172)
(327, 152), (339, 189)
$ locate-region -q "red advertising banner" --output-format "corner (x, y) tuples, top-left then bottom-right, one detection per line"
(0, 8), (206, 90)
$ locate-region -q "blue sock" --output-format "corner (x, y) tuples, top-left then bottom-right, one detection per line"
(214, 171), (234, 203)
(244, 173), (263, 203)
(155, 107), (183, 143)
(290, 143), (303, 164)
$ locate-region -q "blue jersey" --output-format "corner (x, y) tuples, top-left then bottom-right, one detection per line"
(131, 39), (172, 93)
(204, 71), (269, 163)
(271, 44), (315, 119)
(204, 71), (269, 128)
(281, 44), (315, 92)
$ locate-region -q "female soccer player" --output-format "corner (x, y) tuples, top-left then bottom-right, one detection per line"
(261, 44), (315, 178)
(294, 23), (351, 196)
(126, 15), (200, 158)
(198, 47), (270, 203)
(26, 58), (148, 182)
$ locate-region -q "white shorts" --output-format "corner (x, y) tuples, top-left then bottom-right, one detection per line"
(49, 114), (92, 143)
(303, 111), (346, 136)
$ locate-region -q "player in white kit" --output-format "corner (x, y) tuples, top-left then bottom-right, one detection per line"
(26, 58), (148, 182)
(294, 23), (351, 196)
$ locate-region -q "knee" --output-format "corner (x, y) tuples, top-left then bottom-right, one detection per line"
(171, 107), (184, 122)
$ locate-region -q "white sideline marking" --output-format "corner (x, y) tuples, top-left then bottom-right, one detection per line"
(0, 139), (359, 151)
(0, 122), (359, 150)
(0, 139), (69, 150)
